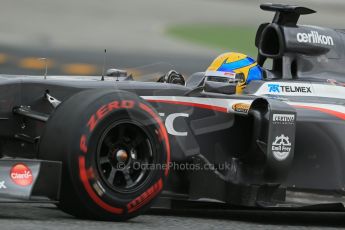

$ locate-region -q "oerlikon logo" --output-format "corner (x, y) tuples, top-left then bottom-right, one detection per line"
(10, 163), (33, 186)
(296, 31), (334, 46)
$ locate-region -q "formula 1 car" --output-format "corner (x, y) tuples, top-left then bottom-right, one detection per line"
(0, 3), (345, 221)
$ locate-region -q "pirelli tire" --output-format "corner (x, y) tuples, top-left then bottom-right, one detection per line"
(39, 89), (170, 221)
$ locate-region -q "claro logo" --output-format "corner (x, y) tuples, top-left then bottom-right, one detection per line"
(297, 31), (334, 46)
(10, 163), (33, 186)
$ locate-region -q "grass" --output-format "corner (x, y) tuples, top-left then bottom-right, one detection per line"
(166, 24), (257, 57)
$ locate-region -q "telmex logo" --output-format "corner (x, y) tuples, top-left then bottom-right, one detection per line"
(268, 84), (312, 94)
(297, 31), (334, 46)
(273, 114), (295, 123)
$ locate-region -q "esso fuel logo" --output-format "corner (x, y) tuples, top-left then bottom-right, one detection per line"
(10, 163), (33, 186)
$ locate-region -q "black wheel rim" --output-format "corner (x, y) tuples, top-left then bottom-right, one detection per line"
(96, 120), (154, 193)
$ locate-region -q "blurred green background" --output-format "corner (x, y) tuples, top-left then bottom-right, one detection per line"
(167, 25), (257, 57)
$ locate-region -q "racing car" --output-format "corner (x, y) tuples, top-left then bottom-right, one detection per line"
(0, 3), (345, 221)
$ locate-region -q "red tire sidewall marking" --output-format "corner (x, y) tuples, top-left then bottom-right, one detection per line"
(139, 102), (170, 176)
(126, 178), (163, 214)
(77, 99), (169, 215)
(78, 156), (123, 214)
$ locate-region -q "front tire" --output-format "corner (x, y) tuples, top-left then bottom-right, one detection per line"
(39, 89), (170, 221)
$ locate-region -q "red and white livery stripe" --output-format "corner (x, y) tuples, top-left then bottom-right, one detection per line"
(288, 102), (345, 120)
(142, 96), (252, 113)
(142, 96), (345, 121)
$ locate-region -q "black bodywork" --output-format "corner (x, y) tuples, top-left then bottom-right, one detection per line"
(0, 3), (345, 212)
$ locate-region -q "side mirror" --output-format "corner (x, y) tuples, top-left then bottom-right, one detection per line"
(106, 69), (127, 77)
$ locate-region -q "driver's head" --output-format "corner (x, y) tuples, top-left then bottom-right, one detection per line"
(206, 52), (263, 93)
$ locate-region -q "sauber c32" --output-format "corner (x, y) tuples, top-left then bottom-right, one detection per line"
(0, 4), (345, 221)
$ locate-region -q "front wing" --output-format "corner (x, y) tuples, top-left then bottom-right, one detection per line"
(0, 159), (61, 202)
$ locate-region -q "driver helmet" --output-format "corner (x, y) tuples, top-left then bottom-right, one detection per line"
(205, 52), (263, 93)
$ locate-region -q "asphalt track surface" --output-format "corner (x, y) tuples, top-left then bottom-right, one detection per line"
(0, 203), (345, 230)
